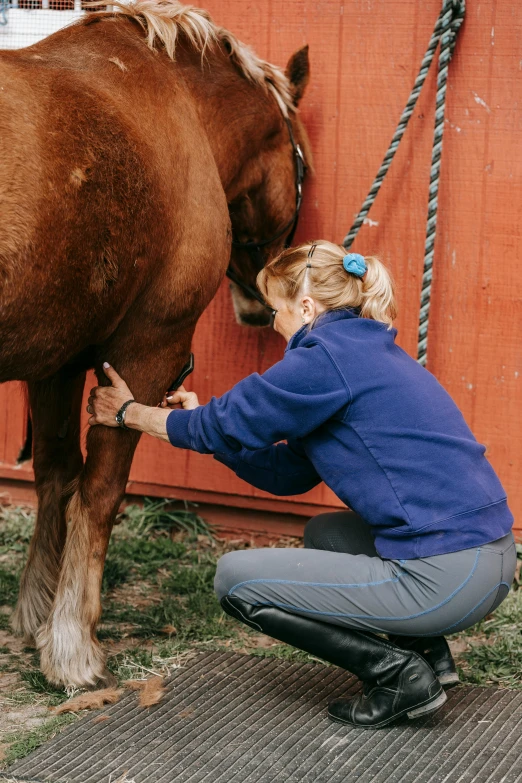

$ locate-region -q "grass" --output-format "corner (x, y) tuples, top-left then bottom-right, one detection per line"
(0, 571), (18, 607)
(0, 501), (521, 767)
(120, 498), (213, 539)
(1, 715), (77, 766)
(454, 588), (522, 687)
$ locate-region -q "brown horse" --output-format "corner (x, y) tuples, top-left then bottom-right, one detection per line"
(0, 0), (312, 687)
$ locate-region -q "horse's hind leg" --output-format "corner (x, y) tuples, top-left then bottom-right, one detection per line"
(12, 370), (85, 642)
(37, 329), (195, 687)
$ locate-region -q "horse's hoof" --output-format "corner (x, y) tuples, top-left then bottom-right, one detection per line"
(37, 622), (110, 689)
(10, 609), (38, 646)
(90, 668), (118, 690)
(12, 627), (37, 648)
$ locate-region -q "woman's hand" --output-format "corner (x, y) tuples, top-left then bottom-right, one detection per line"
(159, 385), (200, 410)
(88, 366), (199, 442)
(87, 363), (135, 427)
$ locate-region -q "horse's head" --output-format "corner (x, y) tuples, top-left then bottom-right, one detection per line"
(227, 46), (312, 327)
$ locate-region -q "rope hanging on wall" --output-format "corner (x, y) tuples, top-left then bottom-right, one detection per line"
(342, 0), (466, 367)
(0, 0), (9, 27)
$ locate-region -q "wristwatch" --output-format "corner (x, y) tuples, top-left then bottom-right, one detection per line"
(115, 399), (136, 430)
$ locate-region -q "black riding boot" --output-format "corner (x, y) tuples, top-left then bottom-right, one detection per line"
(387, 634), (460, 687)
(221, 595), (446, 729)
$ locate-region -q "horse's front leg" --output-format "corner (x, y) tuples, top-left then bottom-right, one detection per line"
(37, 333), (195, 687)
(36, 423), (140, 687)
(12, 370), (85, 642)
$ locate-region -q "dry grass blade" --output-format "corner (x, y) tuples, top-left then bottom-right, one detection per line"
(0, 778), (42, 783)
(108, 773), (137, 783)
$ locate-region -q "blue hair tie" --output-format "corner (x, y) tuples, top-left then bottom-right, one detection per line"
(343, 253), (367, 278)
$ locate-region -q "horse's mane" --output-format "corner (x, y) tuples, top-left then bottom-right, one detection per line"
(86, 0), (295, 118)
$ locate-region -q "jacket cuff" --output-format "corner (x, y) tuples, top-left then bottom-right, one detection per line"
(166, 409), (194, 448)
(213, 451), (242, 472)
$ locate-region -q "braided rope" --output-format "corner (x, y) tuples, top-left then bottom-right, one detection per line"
(0, 0), (9, 27)
(418, 0), (465, 365)
(342, 0), (465, 366)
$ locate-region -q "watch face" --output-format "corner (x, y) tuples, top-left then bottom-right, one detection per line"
(116, 413), (123, 425)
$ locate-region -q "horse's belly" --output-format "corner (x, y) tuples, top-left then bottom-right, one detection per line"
(0, 276), (125, 381)
(0, 320), (87, 382)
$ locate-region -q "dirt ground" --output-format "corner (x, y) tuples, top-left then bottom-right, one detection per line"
(0, 503), (520, 767)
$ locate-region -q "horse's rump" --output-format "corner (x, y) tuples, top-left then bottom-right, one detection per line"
(0, 18), (227, 380)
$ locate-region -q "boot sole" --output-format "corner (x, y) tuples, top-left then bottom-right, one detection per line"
(328, 689), (447, 730)
(438, 672), (460, 687)
(407, 690), (447, 718)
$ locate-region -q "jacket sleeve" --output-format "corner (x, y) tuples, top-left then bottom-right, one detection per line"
(166, 342), (350, 455)
(213, 438), (322, 496)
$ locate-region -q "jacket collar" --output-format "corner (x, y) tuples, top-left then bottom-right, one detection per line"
(285, 307), (362, 352)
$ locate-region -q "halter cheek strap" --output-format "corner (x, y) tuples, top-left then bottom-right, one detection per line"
(227, 115), (307, 312)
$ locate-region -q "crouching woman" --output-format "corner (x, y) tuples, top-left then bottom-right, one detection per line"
(89, 240), (517, 729)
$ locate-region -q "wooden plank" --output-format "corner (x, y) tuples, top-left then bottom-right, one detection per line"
(0, 477), (329, 542)
(0, 0), (520, 537)
(0, 382), (29, 468)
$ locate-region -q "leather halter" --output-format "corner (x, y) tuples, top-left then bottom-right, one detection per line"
(226, 114), (306, 310)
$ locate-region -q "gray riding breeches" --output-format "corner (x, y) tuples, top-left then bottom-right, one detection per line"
(214, 511), (517, 637)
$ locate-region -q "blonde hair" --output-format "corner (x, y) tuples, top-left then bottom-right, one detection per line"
(257, 239), (398, 328)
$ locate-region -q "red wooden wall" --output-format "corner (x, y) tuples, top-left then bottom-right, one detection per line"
(0, 0), (521, 539)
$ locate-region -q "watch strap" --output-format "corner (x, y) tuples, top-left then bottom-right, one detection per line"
(115, 399), (136, 430)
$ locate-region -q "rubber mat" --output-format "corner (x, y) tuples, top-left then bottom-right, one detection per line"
(7, 651), (522, 783)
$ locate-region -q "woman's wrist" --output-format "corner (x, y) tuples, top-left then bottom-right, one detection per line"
(123, 401), (146, 430)
(124, 402), (171, 442)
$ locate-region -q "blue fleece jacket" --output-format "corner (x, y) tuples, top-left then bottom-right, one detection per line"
(166, 309), (513, 559)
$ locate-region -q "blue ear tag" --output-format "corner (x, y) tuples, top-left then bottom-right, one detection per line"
(343, 253), (367, 277)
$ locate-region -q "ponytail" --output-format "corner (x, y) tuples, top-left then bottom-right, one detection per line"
(359, 255), (398, 326)
(257, 240), (397, 328)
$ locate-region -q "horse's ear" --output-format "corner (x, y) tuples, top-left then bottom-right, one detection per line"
(285, 45), (310, 107)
